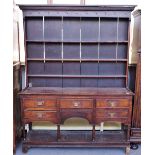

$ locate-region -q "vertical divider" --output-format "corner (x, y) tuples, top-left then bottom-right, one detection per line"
(43, 16), (46, 86)
(23, 18), (28, 87)
(98, 17), (100, 88)
(43, 16), (45, 63)
(115, 17), (119, 86)
(116, 17), (119, 62)
(80, 17), (82, 87)
(126, 20), (131, 88)
(61, 16), (64, 87)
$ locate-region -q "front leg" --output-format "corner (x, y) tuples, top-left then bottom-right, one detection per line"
(92, 124), (95, 141)
(29, 122), (32, 130)
(22, 124), (26, 140)
(125, 146), (130, 155)
(22, 144), (28, 153)
(130, 143), (139, 150)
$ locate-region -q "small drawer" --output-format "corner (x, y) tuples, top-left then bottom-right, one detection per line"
(60, 99), (93, 109)
(96, 98), (129, 108)
(23, 98), (57, 110)
(96, 117), (128, 124)
(96, 109), (129, 118)
(24, 111), (57, 123)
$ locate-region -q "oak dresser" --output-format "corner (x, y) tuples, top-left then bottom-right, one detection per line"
(19, 5), (135, 155)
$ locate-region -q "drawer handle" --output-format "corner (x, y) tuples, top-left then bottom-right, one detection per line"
(73, 102), (80, 107)
(37, 101), (44, 106)
(108, 101), (116, 107)
(109, 112), (115, 118)
(37, 113), (43, 118)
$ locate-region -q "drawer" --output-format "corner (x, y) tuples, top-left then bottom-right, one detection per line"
(23, 98), (57, 110)
(24, 111), (57, 123)
(60, 99), (93, 109)
(96, 109), (129, 118)
(96, 117), (128, 124)
(96, 98), (129, 108)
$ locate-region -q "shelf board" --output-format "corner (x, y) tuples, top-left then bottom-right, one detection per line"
(24, 130), (128, 145)
(27, 58), (127, 62)
(28, 74), (127, 78)
(26, 40), (128, 44)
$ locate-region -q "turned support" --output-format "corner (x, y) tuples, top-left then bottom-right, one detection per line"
(22, 124), (26, 140)
(57, 124), (61, 140)
(29, 122), (32, 130)
(22, 145), (28, 153)
(92, 124), (95, 141)
(125, 146), (130, 155)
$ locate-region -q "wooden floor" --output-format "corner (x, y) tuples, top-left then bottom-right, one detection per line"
(15, 141), (141, 155)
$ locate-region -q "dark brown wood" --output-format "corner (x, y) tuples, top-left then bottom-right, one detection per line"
(130, 9), (141, 145)
(19, 5), (135, 12)
(19, 5), (135, 154)
(27, 58), (128, 62)
(20, 87), (133, 154)
(13, 63), (22, 153)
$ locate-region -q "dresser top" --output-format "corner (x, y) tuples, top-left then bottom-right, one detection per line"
(19, 87), (133, 96)
(18, 5), (136, 11)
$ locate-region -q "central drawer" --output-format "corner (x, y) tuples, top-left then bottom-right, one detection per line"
(24, 111), (58, 123)
(60, 99), (93, 109)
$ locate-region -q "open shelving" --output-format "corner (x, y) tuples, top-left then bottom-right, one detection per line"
(25, 15), (129, 88)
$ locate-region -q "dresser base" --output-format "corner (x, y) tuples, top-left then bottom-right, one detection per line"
(22, 130), (130, 154)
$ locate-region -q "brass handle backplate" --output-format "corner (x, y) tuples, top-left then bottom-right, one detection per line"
(73, 101), (80, 107)
(37, 113), (44, 118)
(37, 101), (44, 106)
(108, 101), (116, 107)
(109, 112), (115, 118)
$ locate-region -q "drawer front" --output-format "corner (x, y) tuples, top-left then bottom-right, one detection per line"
(96, 109), (129, 118)
(96, 117), (128, 124)
(60, 99), (93, 109)
(96, 98), (129, 108)
(23, 98), (57, 109)
(24, 111), (57, 123)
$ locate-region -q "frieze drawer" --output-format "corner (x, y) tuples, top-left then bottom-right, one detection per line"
(60, 99), (93, 109)
(96, 99), (130, 108)
(23, 98), (57, 110)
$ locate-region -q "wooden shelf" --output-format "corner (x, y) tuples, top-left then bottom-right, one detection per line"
(26, 40), (128, 44)
(28, 74), (127, 78)
(27, 58), (128, 62)
(24, 130), (128, 144)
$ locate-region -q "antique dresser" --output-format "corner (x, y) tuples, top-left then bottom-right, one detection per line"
(19, 5), (135, 155)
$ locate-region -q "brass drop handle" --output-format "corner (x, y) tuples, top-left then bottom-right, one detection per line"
(37, 113), (43, 118)
(37, 101), (44, 106)
(73, 101), (80, 107)
(109, 112), (115, 118)
(108, 101), (116, 107)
